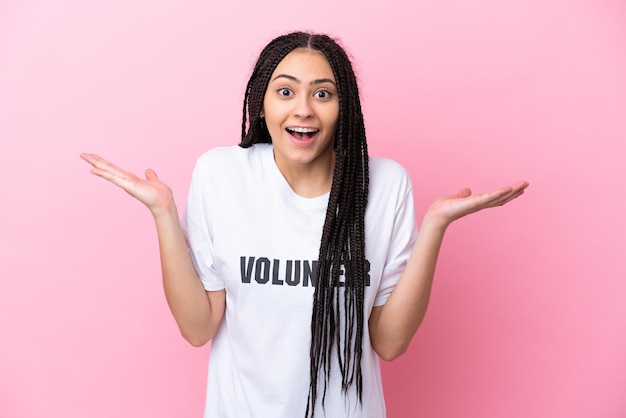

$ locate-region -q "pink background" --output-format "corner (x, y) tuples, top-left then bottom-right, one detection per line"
(1, 0), (625, 417)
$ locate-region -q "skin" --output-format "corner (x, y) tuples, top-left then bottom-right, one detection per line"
(79, 48), (529, 357)
(262, 48), (339, 198)
(368, 182), (528, 360)
(78, 156), (225, 346)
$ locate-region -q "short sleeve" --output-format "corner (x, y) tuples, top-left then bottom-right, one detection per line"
(181, 157), (225, 291)
(373, 175), (418, 306)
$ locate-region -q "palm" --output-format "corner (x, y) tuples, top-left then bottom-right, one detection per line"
(427, 181), (529, 227)
(80, 153), (174, 215)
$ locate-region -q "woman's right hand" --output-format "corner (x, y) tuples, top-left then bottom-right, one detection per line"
(80, 153), (175, 217)
(81, 153), (224, 344)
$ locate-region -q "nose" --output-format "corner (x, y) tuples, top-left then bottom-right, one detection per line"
(293, 95), (314, 119)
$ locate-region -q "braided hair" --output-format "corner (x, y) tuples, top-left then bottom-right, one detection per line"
(239, 32), (369, 417)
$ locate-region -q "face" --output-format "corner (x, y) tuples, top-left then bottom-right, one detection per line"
(262, 48), (339, 175)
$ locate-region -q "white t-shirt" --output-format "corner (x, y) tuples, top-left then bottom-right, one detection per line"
(182, 143), (417, 418)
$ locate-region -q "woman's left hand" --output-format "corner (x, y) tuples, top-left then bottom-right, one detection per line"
(426, 181), (529, 230)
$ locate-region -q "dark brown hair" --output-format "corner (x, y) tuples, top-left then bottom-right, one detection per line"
(239, 32), (369, 417)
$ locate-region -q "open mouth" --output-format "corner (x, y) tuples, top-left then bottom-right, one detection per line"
(286, 127), (319, 140)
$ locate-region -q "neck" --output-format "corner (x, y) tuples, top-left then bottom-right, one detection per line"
(274, 151), (335, 198)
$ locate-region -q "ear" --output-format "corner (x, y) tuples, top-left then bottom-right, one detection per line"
(259, 109), (264, 118)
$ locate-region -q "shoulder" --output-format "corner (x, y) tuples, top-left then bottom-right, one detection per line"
(196, 144), (270, 166)
(369, 157), (409, 177)
(194, 144), (272, 175)
(369, 157), (413, 195)
(189, 144), (274, 194)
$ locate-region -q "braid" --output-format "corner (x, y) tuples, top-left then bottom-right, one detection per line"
(240, 36), (305, 147)
(240, 32), (369, 417)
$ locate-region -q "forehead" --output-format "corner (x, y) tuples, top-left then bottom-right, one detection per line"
(271, 48), (335, 82)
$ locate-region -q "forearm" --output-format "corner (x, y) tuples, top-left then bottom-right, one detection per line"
(154, 204), (222, 346)
(79, 153), (224, 345)
(369, 215), (447, 360)
(369, 181), (529, 360)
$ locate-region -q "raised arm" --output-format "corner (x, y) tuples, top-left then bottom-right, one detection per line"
(80, 153), (225, 346)
(368, 181), (529, 361)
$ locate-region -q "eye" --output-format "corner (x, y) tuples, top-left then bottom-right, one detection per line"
(277, 88), (293, 97)
(314, 89), (332, 99)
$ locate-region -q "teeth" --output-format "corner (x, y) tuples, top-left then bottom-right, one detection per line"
(287, 127), (318, 133)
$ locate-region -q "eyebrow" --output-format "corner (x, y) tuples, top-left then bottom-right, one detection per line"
(271, 74), (336, 86)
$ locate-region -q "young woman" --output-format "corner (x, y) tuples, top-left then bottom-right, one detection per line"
(81, 32), (528, 418)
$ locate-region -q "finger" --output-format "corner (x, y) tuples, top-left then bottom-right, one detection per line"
(456, 188), (472, 198)
(80, 152), (109, 168)
(80, 152), (112, 165)
(500, 189), (526, 204)
(472, 186), (514, 205)
(89, 166), (130, 185)
(85, 157), (138, 189)
(79, 152), (102, 168)
(486, 189), (526, 207)
(145, 168), (159, 181)
(510, 181), (530, 193)
(82, 153), (130, 179)
(475, 180), (528, 203)
(494, 181), (528, 203)
(461, 188), (515, 211)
